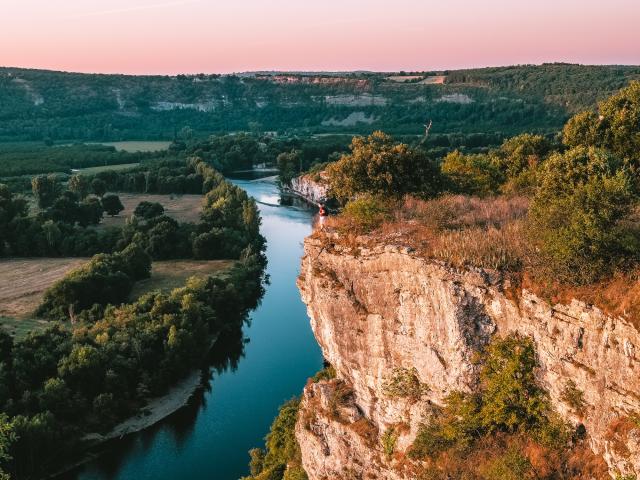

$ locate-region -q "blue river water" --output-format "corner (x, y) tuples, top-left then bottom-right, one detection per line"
(66, 179), (323, 480)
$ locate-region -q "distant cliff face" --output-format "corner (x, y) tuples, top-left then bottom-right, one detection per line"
(296, 233), (640, 479)
(290, 174), (328, 205)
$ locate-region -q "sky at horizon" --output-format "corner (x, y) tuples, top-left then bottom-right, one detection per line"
(1, 0), (639, 75)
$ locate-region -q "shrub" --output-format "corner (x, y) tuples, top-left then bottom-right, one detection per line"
(381, 427), (399, 459)
(480, 447), (533, 480)
(478, 335), (549, 433)
(528, 147), (639, 285)
(441, 150), (503, 196)
(382, 367), (429, 400)
(561, 380), (586, 416)
(341, 195), (393, 233)
(410, 335), (556, 461)
(310, 365), (336, 383)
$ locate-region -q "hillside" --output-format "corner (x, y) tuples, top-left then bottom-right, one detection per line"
(1, 64), (639, 143)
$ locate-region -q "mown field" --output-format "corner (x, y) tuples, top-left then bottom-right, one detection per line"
(0, 257), (233, 338)
(77, 162), (140, 174)
(129, 259), (234, 299)
(100, 192), (203, 227)
(96, 141), (172, 152)
(0, 258), (86, 338)
(0, 257), (88, 319)
(0, 191), (217, 338)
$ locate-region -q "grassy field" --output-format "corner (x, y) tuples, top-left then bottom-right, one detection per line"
(0, 316), (49, 339)
(0, 257), (87, 338)
(97, 141), (172, 152)
(129, 259), (234, 300)
(77, 162), (140, 174)
(101, 193), (203, 227)
(0, 257), (87, 319)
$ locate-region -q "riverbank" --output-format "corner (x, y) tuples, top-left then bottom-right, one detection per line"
(84, 370), (203, 444)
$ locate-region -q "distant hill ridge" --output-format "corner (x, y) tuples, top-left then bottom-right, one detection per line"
(1, 64), (639, 142)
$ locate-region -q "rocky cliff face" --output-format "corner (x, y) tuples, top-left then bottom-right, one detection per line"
(295, 234), (640, 479)
(290, 174), (328, 205)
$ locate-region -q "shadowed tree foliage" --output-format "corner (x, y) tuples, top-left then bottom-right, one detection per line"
(326, 131), (442, 203)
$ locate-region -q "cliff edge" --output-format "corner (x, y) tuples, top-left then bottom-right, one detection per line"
(295, 233), (640, 479)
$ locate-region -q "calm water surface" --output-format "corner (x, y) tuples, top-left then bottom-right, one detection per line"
(66, 179), (323, 480)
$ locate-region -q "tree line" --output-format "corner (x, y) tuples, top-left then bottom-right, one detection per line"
(1, 157), (264, 261)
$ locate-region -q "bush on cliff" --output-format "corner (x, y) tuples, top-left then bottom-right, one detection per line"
(340, 194), (394, 233)
(408, 335), (600, 477)
(528, 146), (639, 285)
(242, 398), (307, 480)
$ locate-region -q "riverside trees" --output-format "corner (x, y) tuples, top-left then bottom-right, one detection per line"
(0, 157), (267, 478)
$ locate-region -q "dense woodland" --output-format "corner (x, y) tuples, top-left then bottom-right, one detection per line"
(0, 158), (267, 479)
(1, 65), (639, 142)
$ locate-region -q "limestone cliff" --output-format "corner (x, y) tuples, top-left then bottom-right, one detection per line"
(295, 234), (640, 479)
(290, 174), (328, 205)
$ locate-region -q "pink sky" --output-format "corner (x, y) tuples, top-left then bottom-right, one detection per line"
(1, 0), (639, 74)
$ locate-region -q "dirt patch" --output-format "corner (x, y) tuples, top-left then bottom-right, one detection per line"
(101, 193), (203, 228)
(0, 257), (87, 318)
(419, 75), (446, 84)
(130, 259), (234, 299)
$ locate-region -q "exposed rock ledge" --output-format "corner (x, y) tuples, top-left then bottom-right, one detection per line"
(296, 235), (640, 479)
(289, 174), (328, 205)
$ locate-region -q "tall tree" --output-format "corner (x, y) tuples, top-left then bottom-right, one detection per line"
(101, 194), (124, 217)
(31, 175), (60, 209)
(68, 174), (90, 199)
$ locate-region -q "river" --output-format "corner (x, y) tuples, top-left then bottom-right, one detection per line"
(64, 178), (323, 480)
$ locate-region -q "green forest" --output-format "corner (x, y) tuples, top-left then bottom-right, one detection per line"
(1, 64), (639, 143)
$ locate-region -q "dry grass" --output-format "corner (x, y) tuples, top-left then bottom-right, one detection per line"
(326, 195), (531, 271)
(100, 193), (203, 227)
(129, 259), (234, 300)
(324, 194), (640, 325)
(0, 257), (88, 319)
(524, 270), (640, 328)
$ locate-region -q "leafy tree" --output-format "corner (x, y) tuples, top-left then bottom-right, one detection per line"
(31, 175), (61, 209)
(133, 201), (164, 219)
(563, 80), (640, 161)
(0, 185), (28, 256)
(0, 414), (15, 480)
(326, 131), (442, 203)
(68, 174), (90, 199)
(101, 194), (124, 217)
(91, 178), (107, 198)
(528, 147), (638, 284)
(441, 150), (503, 196)
(79, 197), (104, 226)
(243, 398), (306, 480)
(277, 150), (302, 186)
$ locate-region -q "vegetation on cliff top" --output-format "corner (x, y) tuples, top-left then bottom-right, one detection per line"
(318, 81), (640, 320)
